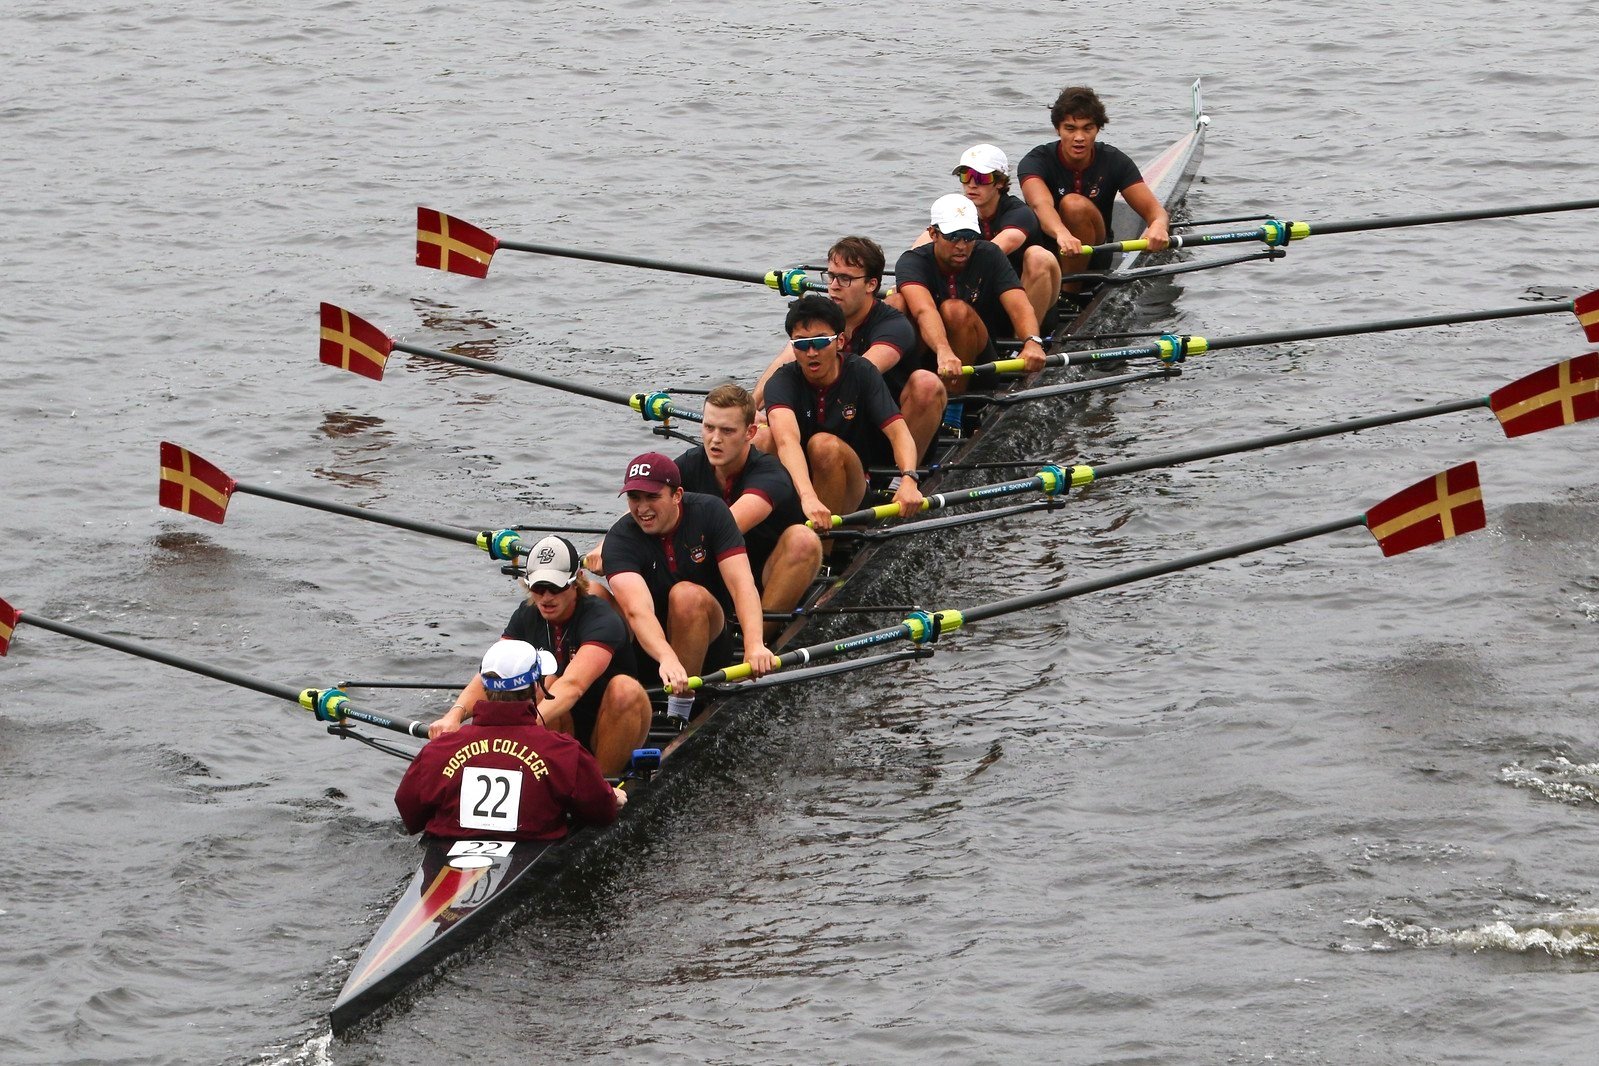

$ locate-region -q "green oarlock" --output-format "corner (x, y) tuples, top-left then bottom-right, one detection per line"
(300, 687), (350, 723)
(478, 528), (523, 561)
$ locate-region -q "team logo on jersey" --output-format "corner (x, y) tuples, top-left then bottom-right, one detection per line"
(1086, 179), (1103, 200)
(842, 404), (857, 421)
(690, 545), (707, 563)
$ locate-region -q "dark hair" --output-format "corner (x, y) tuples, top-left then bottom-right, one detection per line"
(827, 236), (885, 287)
(704, 382), (756, 427)
(785, 293), (845, 336)
(1049, 86), (1108, 129)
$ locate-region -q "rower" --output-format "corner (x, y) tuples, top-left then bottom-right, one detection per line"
(1017, 85), (1170, 289)
(754, 236), (946, 462)
(428, 535), (651, 778)
(933, 144), (1062, 330)
(396, 640), (624, 842)
(675, 384), (822, 639)
(759, 293), (924, 530)
(891, 194), (1048, 389)
(604, 451), (775, 722)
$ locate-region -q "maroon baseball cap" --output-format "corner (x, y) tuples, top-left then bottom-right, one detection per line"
(620, 452), (682, 494)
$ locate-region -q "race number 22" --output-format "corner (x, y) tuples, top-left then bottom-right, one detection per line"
(459, 767), (524, 832)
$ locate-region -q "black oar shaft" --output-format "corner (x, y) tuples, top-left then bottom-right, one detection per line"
(20, 611), (303, 703)
(1309, 197), (1599, 237)
(1206, 300), (1574, 353)
(496, 239), (768, 287)
(16, 611), (430, 738)
(1087, 397), (1490, 481)
(960, 514), (1364, 624)
(234, 481), (483, 545)
(392, 340), (642, 409)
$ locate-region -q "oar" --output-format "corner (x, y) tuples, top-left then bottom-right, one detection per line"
(0, 596), (428, 738)
(1080, 197), (1599, 257)
(414, 207), (827, 296)
(158, 442), (540, 564)
(318, 302), (704, 424)
(837, 354), (1599, 528)
(968, 289), (1599, 378)
(669, 462), (1489, 693)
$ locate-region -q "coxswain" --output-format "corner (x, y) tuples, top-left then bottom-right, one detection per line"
(396, 640), (624, 842)
(1017, 85), (1170, 287)
(603, 452), (775, 722)
(675, 384), (821, 639)
(754, 236), (946, 462)
(428, 535), (651, 778)
(759, 294), (924, 529)
(892, 194), (1048, 388)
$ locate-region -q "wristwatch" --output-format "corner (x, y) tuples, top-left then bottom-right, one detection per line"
(898, 470), (920, 481)
(1025, 334), (1045, 346)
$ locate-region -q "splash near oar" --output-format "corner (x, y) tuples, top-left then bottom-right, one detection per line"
(1081, 196), (1599, 258)
(0, 595), (429, 738)
(836, 356), (1599, 529)
(968, 288), (1599, 378)
(676, 464), (1487, 692)
(414, 206), (826, 295)
(317, 302), (703, 424)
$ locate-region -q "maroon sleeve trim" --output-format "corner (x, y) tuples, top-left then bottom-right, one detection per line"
(715, 545), (748, 562)
(741, 487), (774, 506)
(878, 412), (906, 430)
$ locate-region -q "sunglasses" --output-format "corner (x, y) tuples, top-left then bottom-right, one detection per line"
(529, 582), (567, 595)
(935, 230), (979, 244)
(954, 167), (999, 186)
(790, 334), (838, 353)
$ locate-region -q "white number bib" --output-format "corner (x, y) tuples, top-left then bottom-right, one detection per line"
(459, 767), (523, 832)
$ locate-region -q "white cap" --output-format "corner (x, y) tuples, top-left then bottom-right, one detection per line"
(521, 534), (580, 589)
(480, 640), (559, 692)
(930, 193), (981, 239)
(955, 143), (1008, 176)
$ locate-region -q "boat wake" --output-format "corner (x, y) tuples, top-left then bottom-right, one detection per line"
(1342, 909), (1599, 957)
(1498, 756), (1599, 806)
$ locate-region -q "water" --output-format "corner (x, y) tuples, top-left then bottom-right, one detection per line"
(3, 0), (1598, 1062)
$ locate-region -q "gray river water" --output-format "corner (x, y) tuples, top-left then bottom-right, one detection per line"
(4, 1), (1599, 1063)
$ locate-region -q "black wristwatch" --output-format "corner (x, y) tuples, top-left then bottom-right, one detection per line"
(898, 470), (920, 481)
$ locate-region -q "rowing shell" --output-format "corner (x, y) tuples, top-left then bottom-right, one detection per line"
(329, 78), (1209, 1035)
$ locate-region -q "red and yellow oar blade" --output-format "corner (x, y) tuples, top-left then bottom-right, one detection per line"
(318, 303), (393, 381)
(1575, 290), (1599, 342)
(1489, 353), (1599, 438)
(416, 207), (499, 278)
(1365, 461), (1486, 558)
(0, 596), (18, 656)
(159, 442), (237, 525)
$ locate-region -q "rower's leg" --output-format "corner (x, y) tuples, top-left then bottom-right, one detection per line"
(664, 581), (726, 679)
(1021, 244), (1064, 325)
(938, 300), (991, 397)
(805, 432), (869, 515)
(752, 423), (776, 455)
(590, 674), (652, 778)
(760, 524), (823, 639)
(898, 369), (947, 461)
(1056, 193), (1107, 290)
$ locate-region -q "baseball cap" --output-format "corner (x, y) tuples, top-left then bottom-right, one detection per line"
(954, 143), (1009, 176)
(620, 451), (682, 494)
(930, 193), (981, 239)
(479, 640), (558, 692)
(521, 534), (580, 589)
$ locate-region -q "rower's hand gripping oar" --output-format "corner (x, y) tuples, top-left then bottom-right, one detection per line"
(0, 597), (429, 740)
(157, 442), (549, 568)
(318, 302), (704, 426)
(680, 462), (1491, 691)
(967, 288), (1599, 379)
(826, 353), (1599, 529)
(414, 207), (827, 296)
(1080, 196), (1599, 259)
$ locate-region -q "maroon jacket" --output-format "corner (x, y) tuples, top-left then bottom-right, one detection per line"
(394, 700), (619, 841)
